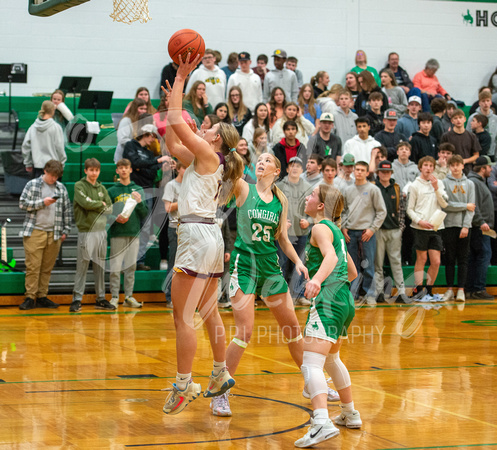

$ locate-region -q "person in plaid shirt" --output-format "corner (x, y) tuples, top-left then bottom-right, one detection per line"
(18, 160), (71, 310)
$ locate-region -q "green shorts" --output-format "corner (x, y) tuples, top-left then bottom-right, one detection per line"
(304, 282), (355, 343)
(229, 249), (288, 298)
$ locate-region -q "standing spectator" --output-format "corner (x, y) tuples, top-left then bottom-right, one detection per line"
(345, 72), (360, 101)
(108, 158), (148, 309)
(470, 114), (491, 157)
(334, 90), (358, 145)
(442, 101), (457, 133)
(221, 52), (239, 81)
(306, 113), (342, 160)
(469, 87), (497, 116)
(320, 157), (337, 186)
(407, 156), (448, 302)
(310, 71), (330, 98)
(413, 59), (451, 103)
(466, 90), (497, 161)
(263, 49), (298, 103)
(115, 98), (148, 163)
(343, 117), (381, 166)
(227, 52), (263, 113)
(186, 49), (227, 109)
(298, 83), (321, 127)
(50, 89), (74, 130)
(396, 96), (421, 139)
(354, 71), (388, 117)
(441, 155), (475, 303)
(267, 87), (287, 129)
(317, 84), (342, 116)
(487, 157), (497, 264)
(392, 142), (419, 191)
(434, 143), (455, 180)
(375, 109), (407, 160)
(123, 124), (168, 270)
(160, 61), (179, 95)
(410, 112), (438, 163)
(182, 81), (213, 128)
(22, 101), (65, 178)
(350, 49), (381, 85)
(441, 109), (481, 173)
(271, 102), (315, 147)
(70, 158), (114, 313)
(334, 154), (356, 193)
(365, 92), (385, 136)
(286, 56), (304, 88)
(373, 160), (410, 304)
(467, 157), (494, 299)
(430, 98), (447, 145)
(380, 68), (408, 115)
(18, 160), (71, 310)
(342, 161), (387, 304)
(276, 156), (313, 305)
(272, 120), (308, 178)
(227, 86), (252, 136)
(300, 153), (324, 189)
(252, 54), (269, 85)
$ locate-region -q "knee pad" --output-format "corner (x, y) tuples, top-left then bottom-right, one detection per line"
(301, 351), (328, 400)
(324, 352), (351, 391)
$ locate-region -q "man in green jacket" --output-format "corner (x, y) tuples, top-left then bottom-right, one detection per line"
(108, 159), (148, 309)
(70, 158), (114, 312)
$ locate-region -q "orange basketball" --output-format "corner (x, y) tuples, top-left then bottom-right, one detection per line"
(168, 29), (205, 65)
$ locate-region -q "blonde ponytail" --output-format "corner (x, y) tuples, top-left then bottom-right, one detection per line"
(217, 122), (244, 205)
(39, 100), (55, 119)
(318, 184), (344, 228)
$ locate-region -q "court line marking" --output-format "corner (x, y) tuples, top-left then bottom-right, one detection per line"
(378, 444), (497, 450)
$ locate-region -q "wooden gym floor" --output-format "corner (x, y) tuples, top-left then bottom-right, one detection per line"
(0, 298), (496, 449)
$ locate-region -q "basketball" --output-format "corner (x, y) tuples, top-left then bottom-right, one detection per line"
(168, 29), (205, 65)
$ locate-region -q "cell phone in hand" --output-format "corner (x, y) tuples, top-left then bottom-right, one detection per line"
(52, 195), (60, 200)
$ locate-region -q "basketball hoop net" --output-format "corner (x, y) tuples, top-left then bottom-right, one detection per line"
(110, 0), (151, 24)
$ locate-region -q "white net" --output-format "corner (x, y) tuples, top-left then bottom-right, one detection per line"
(110, 0), (151, 24)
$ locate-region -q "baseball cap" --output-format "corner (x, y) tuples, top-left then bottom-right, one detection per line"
(320, 112), (334, 122)
(289, 156), (303, 165)
(140, 124), (158, 137)
(342, 154), (355, 166)
(272, 49), (287, 59)
(384, 109), (399, 120)
(377, 160), (394, 171)
(238, 52), (250, 61)
(408, 96), (422, 105)
(475, 155), (495, 166)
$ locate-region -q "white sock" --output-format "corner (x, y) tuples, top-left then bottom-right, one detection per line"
(313, 408), (329, 425)
(341, 401), (354, 413)
(213, 360), (226, 376)
(176, 372), (191, 390)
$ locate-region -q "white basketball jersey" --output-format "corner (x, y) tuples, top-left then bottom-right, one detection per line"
(178, 162), (224, 218)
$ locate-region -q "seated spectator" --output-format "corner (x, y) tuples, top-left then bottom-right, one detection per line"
(470, 114), (491, 157)
(271, 102), (315, 146)
(306, 112), (342, 160)
(392, 141), (419, 191)
(124, 87), (156, 114)
(227, 52), (263, 113)
(434, 142), (455, 180)
(242, 102), (271, 144)
(375, 109), (407, 160)
(442, 100), (457, 132)
(301, 153), (324, 188)
(343, 116), (381, 166)
(468, 86), (497, 116)
(334, 153), (356, 192)
(310, 70), (330, 98)
(115, 98), (148, 163)
(153, 95), (195, 138)
(235, 138), (256, 179)
(413, 58), (451, 103)
(272, 120), (308, 178)
(345, 71), (361, 102)
(214, 102), (231, 124)
(22, 101), (66, 179)
(221, 52), (239, 81)
(466, 90), (497, 161)
(365, 92), (385, 136)
(410, 112), (438, 163)
(430, 98), (447, 144)
(249, 128), (269, 159)
(298, 83), (321, 127)
(354, 71), (389, 117)
(316, 84), (342, 116)
(286, 56), (304, 88)
(267, 87), (287, 128)
(252, 54), (269, 84)
(182, 81), (213, 128)
(380, 68), (408, 115)
(201, 114), (221, 131)
(382, 52), (414, 97)
(441, 109), (480, 173)
(50, 89), (74, 130)
(335, 90), (358, 145)
(263, 49), (298, 102)
(396, 96), (421, 139)
(227, 86), (252, 135)
(320, 157), (337, 186)
(350, 49), (381, 85)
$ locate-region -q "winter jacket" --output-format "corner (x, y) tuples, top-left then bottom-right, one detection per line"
(73, 177), (112, 232)
(407, 176), (448, 230)
(442, 174), (475, 228)
(468, 171), (494, 227)
(382, 64), (414, 90)
(22, 118), (65, 169)
(123, 139), (162, 189)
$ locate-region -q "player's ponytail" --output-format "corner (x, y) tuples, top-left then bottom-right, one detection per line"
(319, 184), (344, 228)
(217, 122), (244, 205)
(269, 155), (288, 240)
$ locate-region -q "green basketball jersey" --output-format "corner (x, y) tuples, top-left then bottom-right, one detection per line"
(305, 219), (349, 286)
(234, 183), (283, 255)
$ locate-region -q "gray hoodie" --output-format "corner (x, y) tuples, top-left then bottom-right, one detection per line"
(468, 171), (494, 227)
(334, 107), (358, 145)
(342, 182), (387, 232)
(442, 173), (475, 228)
(466, 107), (497, 157)
(22, 117), (66, 169)
(392, 159), (419, 191)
